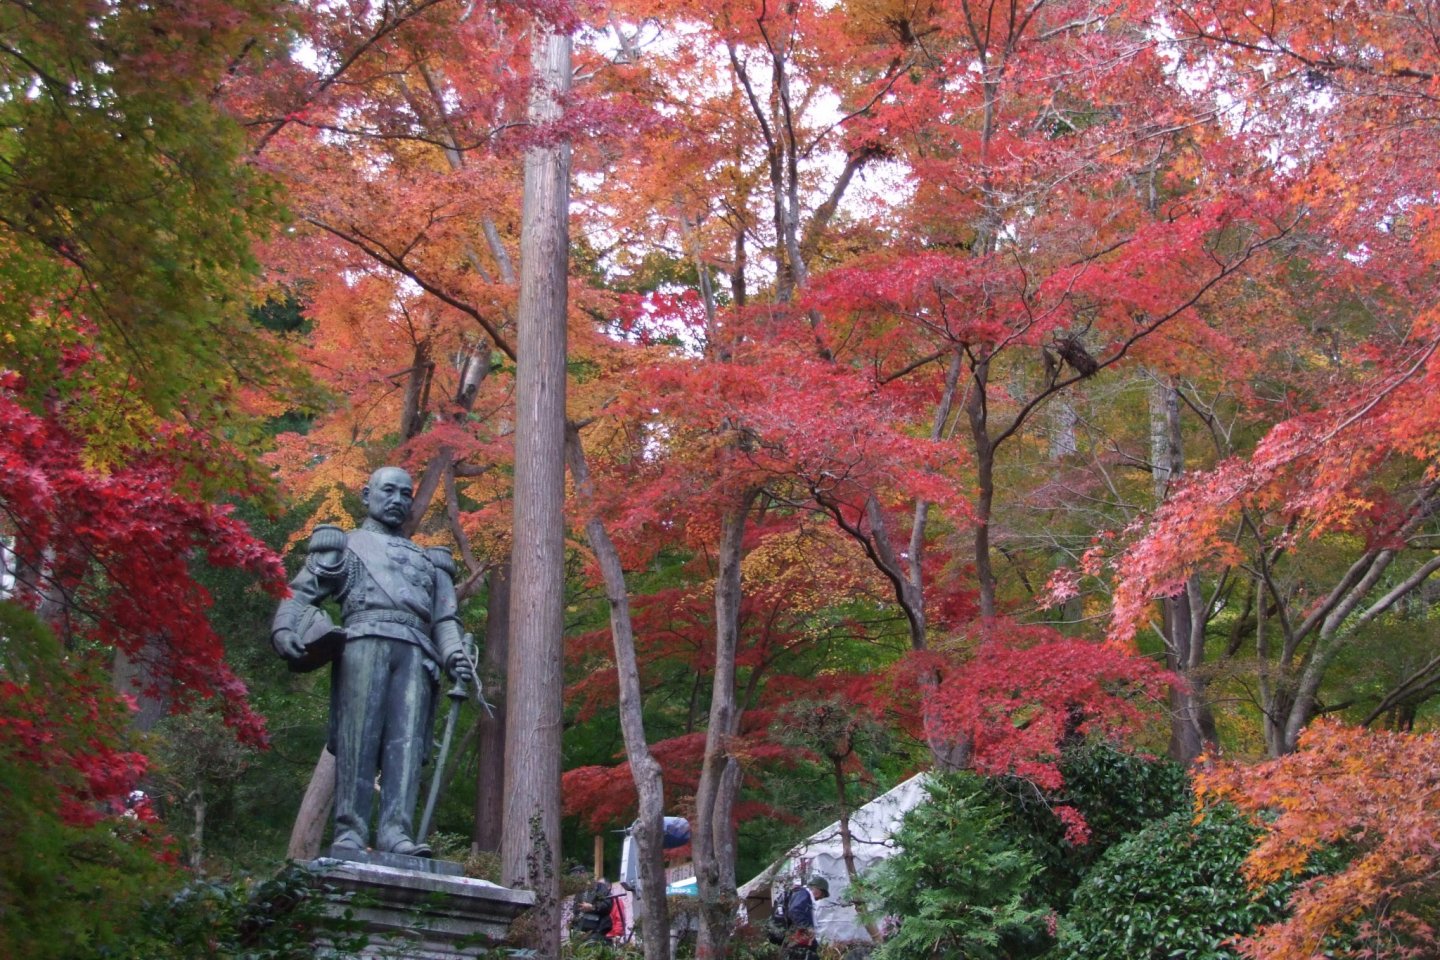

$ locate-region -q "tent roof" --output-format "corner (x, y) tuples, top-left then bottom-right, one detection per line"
(736, 772), (930, 901)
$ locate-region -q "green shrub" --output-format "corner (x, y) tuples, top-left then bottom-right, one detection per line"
(857, 773), (1049, 960)
(112, 862), (369, 959)
(1055, 804), (1297, 960)
(988, 739), (1189, 911)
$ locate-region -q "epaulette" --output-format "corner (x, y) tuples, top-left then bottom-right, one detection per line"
(307, 524), (348, 554)
(425, 546), (456, 578)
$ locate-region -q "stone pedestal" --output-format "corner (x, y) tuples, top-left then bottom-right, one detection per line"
(326, 844), (465, 877)
(306, 857), (535, 959)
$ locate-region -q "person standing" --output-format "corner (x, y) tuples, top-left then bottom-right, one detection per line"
(271, 466), (473, 856)
(784, 876), (829, 960)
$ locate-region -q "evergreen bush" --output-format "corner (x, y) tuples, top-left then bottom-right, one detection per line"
(1055, 804), (1297, 960)
(857, 773), (1049, 960)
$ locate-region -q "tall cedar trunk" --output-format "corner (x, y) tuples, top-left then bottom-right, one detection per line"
(472, 563), (510, 855)
(1150, 378), (1218, 763)
(287, 746), (335, 859)
(694, 494), (755, 960)
(500, 23), (571, 956)
(566, 429), (671, 960)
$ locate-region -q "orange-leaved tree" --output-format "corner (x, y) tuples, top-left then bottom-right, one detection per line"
(1196, 719), (1440, 960)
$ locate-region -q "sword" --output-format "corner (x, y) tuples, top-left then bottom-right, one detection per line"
(418, 632), (482, 845)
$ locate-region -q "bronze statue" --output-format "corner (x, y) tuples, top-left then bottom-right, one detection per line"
(272, 466), (474, 857)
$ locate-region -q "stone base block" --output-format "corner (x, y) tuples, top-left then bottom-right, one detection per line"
(326, 844), (465, 877)
(306, 857), (535, 958)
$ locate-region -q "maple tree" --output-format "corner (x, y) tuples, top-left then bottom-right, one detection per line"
(0, 371), (286, 743)
(781, 0), (1287, 642)
(0, 10), (350, 948)
(0, 603), (182, 960)
(104, 0), (1437, 957)
(912, 622), (1173, 826)
(560, 339), (969, 955)
(558, 546), (906, 833)
(522, 0), (1293, 945)
(0, 0), (294, 744)
(1021, 0), (1440, 760)
(1084, 0), (1440, 752)
(0, 0), (299, 475)
(1196, 720), (1440, 960)
(579, 0), (1303, 782)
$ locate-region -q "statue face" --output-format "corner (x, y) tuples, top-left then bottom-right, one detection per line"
(362, 467), (414, 531)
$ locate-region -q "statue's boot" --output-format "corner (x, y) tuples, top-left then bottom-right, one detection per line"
(387, 838), (433, 857)
(331, 832), (368, 854)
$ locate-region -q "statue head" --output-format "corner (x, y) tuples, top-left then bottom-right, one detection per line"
(361, 466), (414, 532)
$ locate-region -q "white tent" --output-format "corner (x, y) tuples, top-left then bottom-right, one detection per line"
(737, 773), (931, 944)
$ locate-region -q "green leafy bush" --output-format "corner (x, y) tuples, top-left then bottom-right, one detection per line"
(1055, 804), (1298, 960)
(989, 739), (1189, 911)
(112, 862), (369, 959)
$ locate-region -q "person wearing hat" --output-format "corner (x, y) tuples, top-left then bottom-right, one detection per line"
(783, 875), (829, 960)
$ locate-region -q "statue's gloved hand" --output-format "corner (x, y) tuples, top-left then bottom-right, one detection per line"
(446, 651), (474, 684)
(273, 629), (305, 660)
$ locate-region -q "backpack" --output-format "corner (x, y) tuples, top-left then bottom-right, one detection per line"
(764, 886), (801, 945)
(609, 894), (627, 942)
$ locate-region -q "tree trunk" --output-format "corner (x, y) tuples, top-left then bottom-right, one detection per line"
(288, 746), (335, 860)
(404, 342), (491, 538)
(694, 494), (755, 960)
(1161, 579), (1219, 764)
(188, 787), (206, 873)
(472, 563), (510, 855)
(832, 756), (883, 942)
(17, 545), (77, 647)
(400, 337), (434, 441)
(966, 355), (998, 622)
(567, 429), (671, 960)
(1150, 377), (1218, 764)
(902, 347), (963, 645)
(500, 22), (571, 958)
(112, 644), (168, 733)
(1048, 396), (1078, 460)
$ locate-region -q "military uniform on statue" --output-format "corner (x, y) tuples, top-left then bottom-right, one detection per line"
(271, 466), (474, 858)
